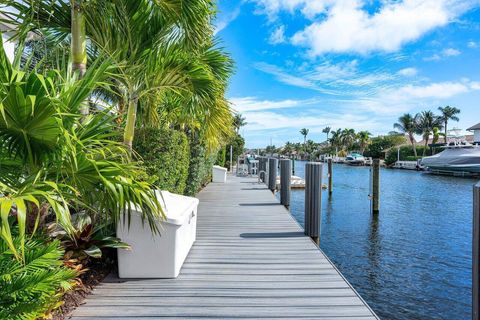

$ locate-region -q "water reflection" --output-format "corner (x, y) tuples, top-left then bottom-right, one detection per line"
(278, 161), (477, 319)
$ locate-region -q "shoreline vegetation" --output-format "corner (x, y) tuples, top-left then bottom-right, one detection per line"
(0, 1), (245, 319)
(258, 107), (462, 166)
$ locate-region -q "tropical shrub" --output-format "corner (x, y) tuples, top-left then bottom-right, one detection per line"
(48, 213), (130, 263)
(0, 230), (78, 320)
(384, 145), (432, 165)
(134, 127), (190, 194)
(0, 44), (162, 259)
(215, 147), (227, 167)
(185, 136), (217, 196)
(364, 134), (406, 158)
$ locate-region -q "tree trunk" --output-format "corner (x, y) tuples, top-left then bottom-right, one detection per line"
(410, 134), (417, 157)
(444, 120), (448, 144)
(71, 0), (88, 115)
(123, 95), (138, 151)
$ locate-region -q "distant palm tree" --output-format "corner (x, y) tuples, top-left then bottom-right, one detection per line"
(340, 128), (356, 150)
(283, 141), (294, 157)
(234, 113), (247, 133)
(329, 128), (342, 154)
(438, 106), (460, 143)
(300, 128), (309, 156)
(357, 131), (371, 154)
(417, 111), (443, 156)
(394, 113), (419, 157)
(322, 126), (331, 143)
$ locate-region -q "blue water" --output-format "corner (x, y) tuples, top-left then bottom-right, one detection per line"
(279, 161), (477, 320)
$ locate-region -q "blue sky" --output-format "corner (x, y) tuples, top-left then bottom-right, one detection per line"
(214, 0), (480, 148)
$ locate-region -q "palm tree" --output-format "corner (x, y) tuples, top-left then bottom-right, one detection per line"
(329, 128), (342, 154)
(300, 128), (309, 157)
(438, 106), (460, 143)
(322, 126), (331, 143)
(394, 113), (419, 157)
(340, 128), (356, 150)
(233, 113), (247, 133)
(417, 111), (443, 156)
(283, 141), (294, 157)
(7, 0), (228, 151)
(0, 47), (162, 259)
(357, 131), (371, 154)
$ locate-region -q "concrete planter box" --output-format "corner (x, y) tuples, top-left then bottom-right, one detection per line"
(212, 165), (227, 183)
(117, 190), (199, 278)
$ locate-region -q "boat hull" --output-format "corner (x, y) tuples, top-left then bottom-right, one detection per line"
(421, 147), (480, 174)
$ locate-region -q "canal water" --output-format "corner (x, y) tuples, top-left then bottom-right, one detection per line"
(278, 161), (477, 320)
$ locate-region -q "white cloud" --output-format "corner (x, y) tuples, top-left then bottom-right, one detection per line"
(269, 25), (286, 44)
(398, 67), (418, 77)
(468, 41), (478, 48)
(251, 0), (331, 20)
(252, 0), (479, 56)
(230, 96), (318, 112)
(214, 6), (241, 35)
(254, 62), (323, 91)
(443, 48), (461, 56)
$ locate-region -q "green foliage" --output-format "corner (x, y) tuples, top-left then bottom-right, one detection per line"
(364, 134), (406, 158)
(0, 44), (162, 260)
(185, 136), (217, 196)
(134, 127), (190, 194)
(384, 145), (431, 165)
(215, 147), (226, 167)
(0, 230), (78, 320)
(49, 212), (130, 262)
(225, 133), (245, 170)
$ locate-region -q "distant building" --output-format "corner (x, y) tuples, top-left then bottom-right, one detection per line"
(1, 13), (16, 62)
(467, 123), (480, 143)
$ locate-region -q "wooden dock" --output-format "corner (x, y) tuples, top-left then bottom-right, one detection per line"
(70, 175), (378, 319)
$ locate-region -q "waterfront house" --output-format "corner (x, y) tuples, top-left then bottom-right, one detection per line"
(467, 123), (480, 144)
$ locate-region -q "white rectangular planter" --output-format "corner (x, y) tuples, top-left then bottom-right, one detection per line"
(117, 190), (199, 278)
(212, 165), (227, 183)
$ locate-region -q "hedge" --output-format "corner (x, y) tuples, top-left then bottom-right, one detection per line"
(184, 136), (218, 196)
(134, 127), (190, 194)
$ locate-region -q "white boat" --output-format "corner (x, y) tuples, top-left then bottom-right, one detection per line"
(345, 153), (365, 166)
(420, 141), (480, 174)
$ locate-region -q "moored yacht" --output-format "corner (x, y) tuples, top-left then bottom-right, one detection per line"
(345, 152), (366, 165)
(420, 126), (480, 174)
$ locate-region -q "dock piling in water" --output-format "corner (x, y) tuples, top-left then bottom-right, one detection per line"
(328, 159), (333, 196)
(305, 162), (323, 246)
(268, 158), (278, 192)
(371, 159), (380, 215)
(280, 159), (292, 207)
(474, 182), (480, 320)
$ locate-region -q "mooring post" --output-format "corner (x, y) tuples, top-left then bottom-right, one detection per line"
(280, 159), (292, 207)
(473, 182), (480, 320)
(292, 158), (295, 175)
(328, 158), (333, 197)
(371, 159), (380, 214)
(268, 158), (278, 192)
(305, 162), (323, 246)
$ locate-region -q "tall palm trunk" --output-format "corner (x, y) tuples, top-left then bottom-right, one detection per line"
(409, 134), (417, 157)
(71, 0), (88, 115)
(123, 95), (138, 151)
(444, 120), (448, 144)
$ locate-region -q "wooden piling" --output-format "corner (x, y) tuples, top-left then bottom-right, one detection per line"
(371, 159), (380, 214)
(473, 182), (480, 320)
(268, 158), (278, 192)
(328, 158), (333, 196)
(280, 159), (292, 207)
(305, 162), (323, 246)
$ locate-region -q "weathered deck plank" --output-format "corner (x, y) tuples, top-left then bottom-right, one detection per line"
(70, 175), (378, 319)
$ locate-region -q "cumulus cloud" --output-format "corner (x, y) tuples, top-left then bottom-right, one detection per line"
(252, 0), (479, 55)
(443, 48), (461, 56)
(269, 25), (286, 44)
(398, 67), (418, 77)
(468, 41), (478, 48)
